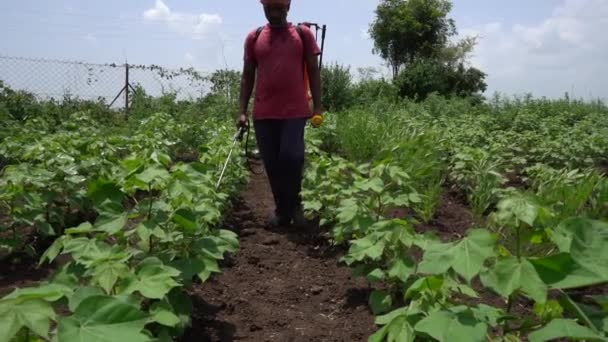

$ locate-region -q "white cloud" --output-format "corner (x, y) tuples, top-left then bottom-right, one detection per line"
(143, 0), (223, 40)
(462, 0), (608, 99)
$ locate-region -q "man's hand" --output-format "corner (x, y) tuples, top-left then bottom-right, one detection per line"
(236, 113), (248, 128)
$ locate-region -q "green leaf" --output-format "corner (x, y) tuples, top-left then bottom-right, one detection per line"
(480, 256), (547, 303)
(65, 222), (94, 235)
(136, 164), (170, 185)
(90, 261), (131, 294)
(415, 310), (487, 342)
(369, 290), (393, 315)
(388, 257), (415, 283)
(494, 195), (540, 227)
(533, 300), (564, 322)
(419, 229), (496, 282)
(0, 297), (55, 341)
(4, 283), (72, 302)
(532, 218), (608, 289)
(39, 236), (67, 266)
(150, 301), (180, 327)
(94, 212), (128, 235)
(68, 287), (104, 312)
(172, 208), (197, 232)
(57, 296), (149, 342)
(87, 179), (124, 209)
(344, 234), (385, 265)
(367, 268), (387, 282)
(528, 319), (607, 342)
(123, 257), (180, 299)
(405, 276), (444, 299)
(471, 304), (505, 327)
(216, 229), (239, 253)
(336, 198), (359, 223)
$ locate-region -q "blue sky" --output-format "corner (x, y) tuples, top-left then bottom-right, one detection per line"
(1, 0), (606, 99)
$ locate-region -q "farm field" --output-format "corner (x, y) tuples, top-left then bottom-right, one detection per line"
(1, 91), (607, 341)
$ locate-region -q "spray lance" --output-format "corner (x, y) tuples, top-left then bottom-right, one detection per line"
(216, 125), (247, 189)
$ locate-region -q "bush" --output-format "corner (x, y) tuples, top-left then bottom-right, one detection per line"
(321, 63), (354, 112)
(395, 59), (487, 101)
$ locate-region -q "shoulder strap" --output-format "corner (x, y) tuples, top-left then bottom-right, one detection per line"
(253, 26), (264, 42)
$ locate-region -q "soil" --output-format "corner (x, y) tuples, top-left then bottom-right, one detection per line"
(0, 250), (54, 297)
(182, 160), (377, 342)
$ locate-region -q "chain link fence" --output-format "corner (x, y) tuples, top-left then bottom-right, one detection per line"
(0, 55), (213, 110)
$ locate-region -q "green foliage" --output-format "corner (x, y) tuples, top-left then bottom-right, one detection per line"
(395, 58), (487, 101)
(0, 107), (247, 341)
(370, 0), (456, 77)
(321, 63), (354, 112)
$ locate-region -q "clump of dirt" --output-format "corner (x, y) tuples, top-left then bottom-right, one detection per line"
(182, 162), (377, 342)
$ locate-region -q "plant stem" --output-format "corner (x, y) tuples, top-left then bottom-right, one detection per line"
(516, 226), (521, 261)
(503, 294), (514, 333)
(147, 185), (153, 220)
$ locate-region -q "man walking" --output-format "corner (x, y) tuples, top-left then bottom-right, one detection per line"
(237, 0), (323, 227)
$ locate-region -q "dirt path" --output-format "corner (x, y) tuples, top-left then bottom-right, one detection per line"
(183, 161), (377, 342)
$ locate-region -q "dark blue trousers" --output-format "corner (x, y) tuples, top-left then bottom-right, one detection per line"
(253, 118), (307, 218)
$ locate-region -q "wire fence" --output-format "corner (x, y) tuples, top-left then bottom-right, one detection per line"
(0, 55), (213, 110)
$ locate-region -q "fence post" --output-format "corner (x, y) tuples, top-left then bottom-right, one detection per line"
(125, 63), (130, 118)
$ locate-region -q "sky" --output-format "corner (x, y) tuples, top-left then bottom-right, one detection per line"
(0, 0), (606, 100)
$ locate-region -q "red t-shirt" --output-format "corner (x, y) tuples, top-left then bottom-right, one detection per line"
(244, 23), (321, 120)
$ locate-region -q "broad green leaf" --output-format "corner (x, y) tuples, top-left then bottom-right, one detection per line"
(386, 316), (415, 342)
(62, 238), (113, 267)
(528, 319), (606, 342)
(171, 257), (220, 283)
(4, 283), (72, 302)
(57, 296), (149, 342)
(550, 217), (608, 254)
(367, 268), (387, 282)
(369, 290), (393, 315)
(124, 257), (180, 299)
(471, 304), (505, 327)
(405, 276), (444, 299)
(481, 257), (547, 303)
(375, 307), (416, 325)
(136, 164), (170, 185)
(344, 234), (385, 265)
(336, 198), (359, 223)
(90, 261), (131, 294)
(87, 179), (124, 208)
(304, 199), (323, 212)
(419, 229), (496, 282)
(150, 301), (180, 327)
(532, 217), (608, 289)
(94, 212), (128, 235)
(68, 287), (104, 312)
(197, 237), (224, 260)
(39, 235), (68, 266)
(216, 229), (239, 253)
(388, 257), (415, 283)
(0, 298), (55, 341)
(415, 310), (487, 342)
(494, 195), (540, 227)
(172, 208), (197, 232)
(65, 222), (94, 235)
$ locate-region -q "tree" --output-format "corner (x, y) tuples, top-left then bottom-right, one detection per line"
(369, 0), (487, 101)
(395, 59), (487, 101)
(321, 63), (354, 112)
(369, 0), (456, 79)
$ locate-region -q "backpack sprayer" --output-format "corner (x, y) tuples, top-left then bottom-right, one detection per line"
(215, 21), (327, 189)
